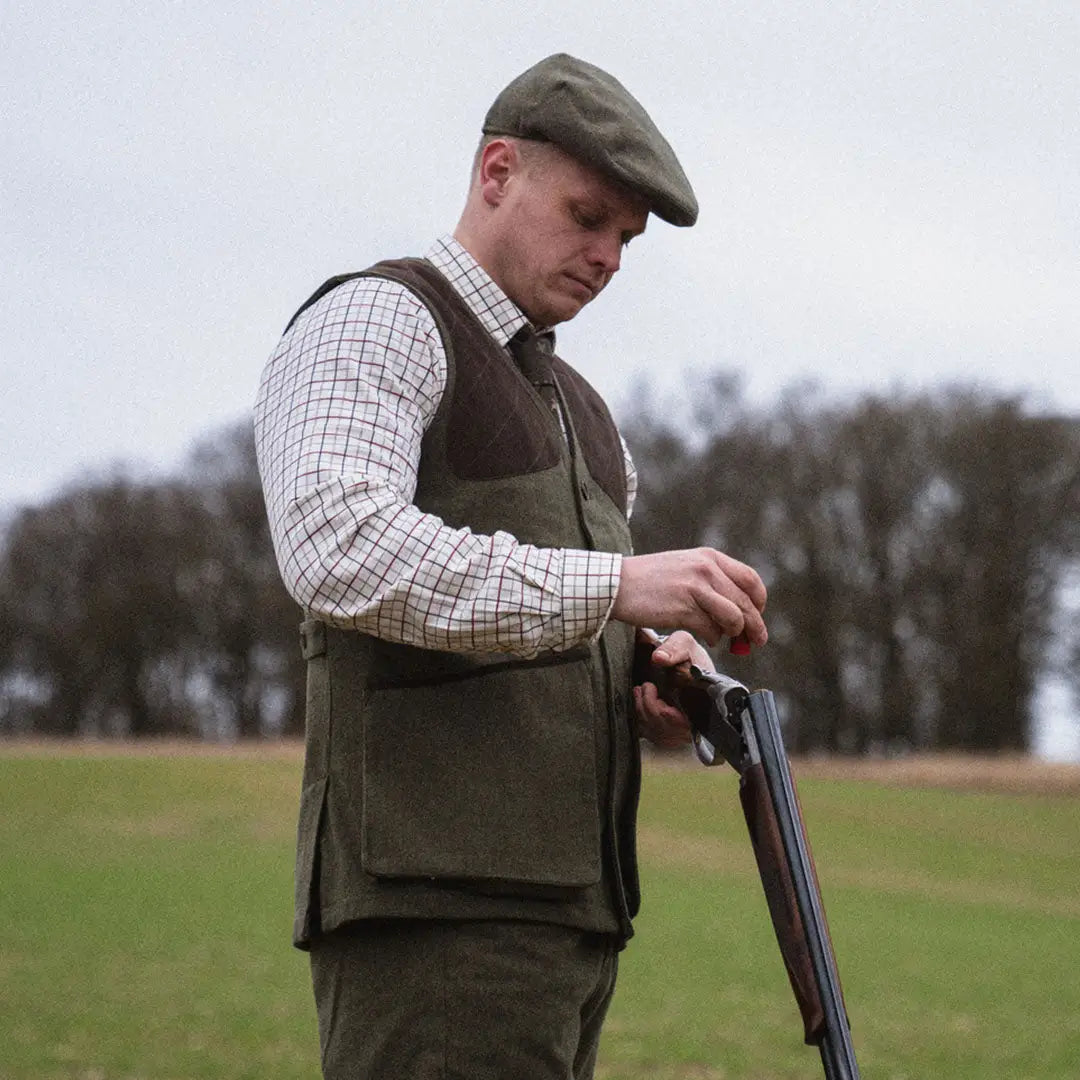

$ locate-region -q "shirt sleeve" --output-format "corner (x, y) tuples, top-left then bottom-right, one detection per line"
(620, 432), (637, 521)
(253, 276), (622, 657)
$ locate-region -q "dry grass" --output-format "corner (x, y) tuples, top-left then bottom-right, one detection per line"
(790, 752), (1080, 795)
(0, 735), (306, 759)
(4, 737), (1080, 795)
(644, 747), (1080, 795)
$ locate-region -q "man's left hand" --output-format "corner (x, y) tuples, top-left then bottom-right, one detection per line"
(632, 629), (712, 749)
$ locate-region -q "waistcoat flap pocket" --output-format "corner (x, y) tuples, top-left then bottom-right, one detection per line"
(360, 657), (601, 888)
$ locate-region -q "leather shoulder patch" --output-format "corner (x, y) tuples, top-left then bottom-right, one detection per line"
(554, 360), (628, 515)
(444, 335), (562, 480)
(360, 260), (563, 481)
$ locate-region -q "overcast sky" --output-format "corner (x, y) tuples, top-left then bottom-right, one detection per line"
(4, 1), (1078, 512)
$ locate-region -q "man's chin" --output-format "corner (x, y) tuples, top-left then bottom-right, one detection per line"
(534, 292), (590, 327)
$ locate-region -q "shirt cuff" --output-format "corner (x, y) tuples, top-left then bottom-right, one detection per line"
(555, 548), (623, 647)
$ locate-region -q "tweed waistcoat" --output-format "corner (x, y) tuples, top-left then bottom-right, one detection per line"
(290, 259), (640, 948)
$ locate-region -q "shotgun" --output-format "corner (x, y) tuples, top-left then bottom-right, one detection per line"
(639, 645), (861, 1080)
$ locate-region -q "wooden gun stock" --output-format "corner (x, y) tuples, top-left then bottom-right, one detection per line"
(739, 760), (826, 1043)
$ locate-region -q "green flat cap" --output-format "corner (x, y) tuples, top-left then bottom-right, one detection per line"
(483, 53), (698, 227)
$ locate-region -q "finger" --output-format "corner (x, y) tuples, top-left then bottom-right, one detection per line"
(695, 567), (769, 647)
(694, 552), (768, 645)
(635, 689), (692, 748)
(739, 604), (769, 647)
(716, 552), (768, 612)
(636, 681), (668, 716)
(637, 682), (692, 728)
(633, 684), (664, 738)
(689, 586), (745, 644)
(652, 630), (697, 666)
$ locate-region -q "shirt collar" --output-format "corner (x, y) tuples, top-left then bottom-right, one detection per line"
(425, 235), (554, 349)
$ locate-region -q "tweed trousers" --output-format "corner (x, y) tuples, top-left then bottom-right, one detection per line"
(309, 918), (619, 1080)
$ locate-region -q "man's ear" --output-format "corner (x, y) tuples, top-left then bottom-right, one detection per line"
(477, 138), (517, 208)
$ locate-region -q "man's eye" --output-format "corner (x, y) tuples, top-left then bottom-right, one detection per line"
(573, 208), (603, 229)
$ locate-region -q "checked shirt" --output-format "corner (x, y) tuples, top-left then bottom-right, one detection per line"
(254, 236), (637, 658)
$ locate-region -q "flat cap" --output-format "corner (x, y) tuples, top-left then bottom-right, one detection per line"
(482, 53), (698, 227)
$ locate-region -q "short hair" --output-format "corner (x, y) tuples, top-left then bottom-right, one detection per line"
(469, 134), (559, 181)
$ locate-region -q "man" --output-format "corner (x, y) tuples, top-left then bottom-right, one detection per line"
(254, 54), (767, 1080)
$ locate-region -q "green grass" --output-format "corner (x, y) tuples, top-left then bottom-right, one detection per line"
(1, 750), (1079, 1079)
(0, 752), (313, 1080)
(614, 768), (1080, 1079)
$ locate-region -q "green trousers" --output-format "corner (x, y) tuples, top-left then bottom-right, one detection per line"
(309, 918), (620, 1079)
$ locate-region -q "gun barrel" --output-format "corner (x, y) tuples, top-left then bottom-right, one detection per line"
(632, 649), (862, 1078)
(746, 690), (860, 1080)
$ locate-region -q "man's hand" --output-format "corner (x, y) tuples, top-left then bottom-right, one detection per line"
(612, 548), (768, 647)
(632, 629), (711, 749)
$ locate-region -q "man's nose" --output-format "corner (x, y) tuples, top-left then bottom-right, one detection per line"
(586, 232), (622, 275)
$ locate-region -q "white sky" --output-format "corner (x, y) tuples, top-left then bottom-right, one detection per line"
(3, 3), (1077, 509)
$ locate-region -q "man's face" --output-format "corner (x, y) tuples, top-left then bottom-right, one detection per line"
(485, 144), (650, 327)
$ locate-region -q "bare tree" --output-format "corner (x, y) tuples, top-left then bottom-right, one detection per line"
(0, 477), (201, 735)
(3, 389), (1073, 750)
(0, 422), (305, 739)
(183, 422), (305, 738)
(927, 396), (1080, 750)
(623, 380), (1080, 754)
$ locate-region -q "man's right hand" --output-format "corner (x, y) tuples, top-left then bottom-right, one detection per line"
(610, 548), (768, 647)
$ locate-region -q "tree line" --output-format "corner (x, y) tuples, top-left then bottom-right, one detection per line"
(0, 426), (304, 740)
(1, 381), (1077, 752)
(622, 379), (1080, 753)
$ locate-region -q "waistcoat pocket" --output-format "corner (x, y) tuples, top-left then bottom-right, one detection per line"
(360, 656), (601, 888)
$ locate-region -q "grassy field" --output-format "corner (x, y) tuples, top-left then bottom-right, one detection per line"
(1, 744), (1078, 1079)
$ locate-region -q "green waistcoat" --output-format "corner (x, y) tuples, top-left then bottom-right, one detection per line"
(290, 259), (641, 949)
